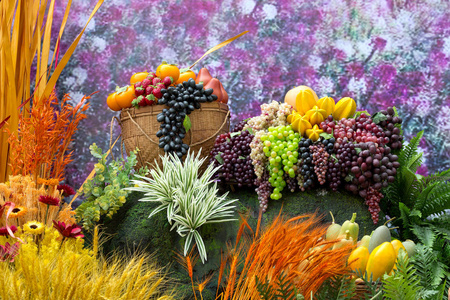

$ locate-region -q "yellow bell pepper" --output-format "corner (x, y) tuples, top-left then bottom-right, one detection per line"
(348, 246), (369, 275)
(365, 242), (396, 281)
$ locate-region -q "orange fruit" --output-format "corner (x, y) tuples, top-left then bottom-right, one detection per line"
(156, 61), (180, 82)
(130, 72), (149, 85)
(106, 92), (121, 111)
(115, 86), (135, 109)
(175, 69), (196, 85)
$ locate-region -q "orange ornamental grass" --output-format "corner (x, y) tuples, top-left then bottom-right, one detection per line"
(217, 211), (353, 300)
(7, 91), (90, 183)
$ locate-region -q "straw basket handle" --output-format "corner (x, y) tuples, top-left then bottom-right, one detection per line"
(125, 109), (230, 147)
(109, 116), (124, 160)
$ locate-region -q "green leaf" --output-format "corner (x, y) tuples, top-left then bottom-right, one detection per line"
(246, 127), (254, 135)
(319, 132), (333, 139)
(345, 174), (354, 182)
(239, 156), (246, 159)
(215, 152), (224, 164)
(353, 110), (371, 118)
(183, 115), (192, 133)
(331, 154), (338, 162)
(230, 132), (241, 138)
(393, 106), (399, 117)
(355, 147), (362, 154)
(372, 112), (387, 124)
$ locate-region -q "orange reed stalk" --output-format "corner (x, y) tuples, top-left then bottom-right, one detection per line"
(220, 212), (353, 300)
(175, 248), (199, 300)
(7, 90), (90, 182)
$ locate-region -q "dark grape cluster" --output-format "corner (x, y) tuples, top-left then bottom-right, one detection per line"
(284, 172), (297, 193)
(256, 171), (271, 212)
(346, 141), (399, 223)
(156, 78), (217, 157)
(376, 107), (403, 150)
(298, 139), (315, 188)
(210, 130), (255, 187)
(310, 143), (329, 185)
(232, 119), (248, 132)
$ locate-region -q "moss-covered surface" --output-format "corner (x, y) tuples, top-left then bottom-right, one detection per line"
(99, 187), (383, 298)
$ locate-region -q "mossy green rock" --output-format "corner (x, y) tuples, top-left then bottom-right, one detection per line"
(100, 187), (382, 298)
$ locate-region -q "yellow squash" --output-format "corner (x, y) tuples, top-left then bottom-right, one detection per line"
(317, 96), (336, 117)
(365, 242), (396, 281)
(390, 239), (407, 272)
(348, 246), (369, 275)
(333, 97), (356, 120)
(284, 85), (318, 113)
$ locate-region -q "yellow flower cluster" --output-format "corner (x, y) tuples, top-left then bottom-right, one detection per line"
(0, 175), (75, 228)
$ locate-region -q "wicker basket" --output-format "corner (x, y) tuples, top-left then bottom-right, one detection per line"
(120, 102), (230, 171)
(351, 279), (382, 299)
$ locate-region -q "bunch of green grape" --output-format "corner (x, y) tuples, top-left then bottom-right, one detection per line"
(261, 125), (300, 200)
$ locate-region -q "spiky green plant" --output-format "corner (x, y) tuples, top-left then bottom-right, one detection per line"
(411, 230), (450, 299)
(127, 151), (238, 263)
(383, 130), (450, 240)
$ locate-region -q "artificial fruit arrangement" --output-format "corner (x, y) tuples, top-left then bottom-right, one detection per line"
(106, 64), (229, 111)
(284, 85), (356, 141)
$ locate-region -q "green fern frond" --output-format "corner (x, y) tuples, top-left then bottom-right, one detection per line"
(383, 250), (422, 300)
(421, 181), (450, 218)
(412, 244), (447, 290)
(411, 225), (436, 248)
(413, 182), (440, 214)
(335, 275), (355, 300)
(398, 130), (423, 168)
(422, 169), (450, 185)
(276, 272), (297, 300)
(406, 152), (423, 174)
(255, 276), (275, 300)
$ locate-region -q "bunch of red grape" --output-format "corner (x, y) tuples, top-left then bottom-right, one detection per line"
(310, 143), (329, 185)
(210, 130), (256, 187)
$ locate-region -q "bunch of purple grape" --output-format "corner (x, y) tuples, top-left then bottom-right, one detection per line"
(210, 130), (256, 187)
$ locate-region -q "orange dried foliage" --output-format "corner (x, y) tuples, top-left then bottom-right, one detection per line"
(7, 91), (90, 182)
(218, 212), (353, 300)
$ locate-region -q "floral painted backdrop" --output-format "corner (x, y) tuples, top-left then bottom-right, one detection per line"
(53, 0), (450, 189)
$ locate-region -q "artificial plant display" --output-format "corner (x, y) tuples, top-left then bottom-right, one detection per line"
(75, 144), (149, 230)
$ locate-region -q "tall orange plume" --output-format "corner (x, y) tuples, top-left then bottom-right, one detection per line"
(218, 212), (353, 299)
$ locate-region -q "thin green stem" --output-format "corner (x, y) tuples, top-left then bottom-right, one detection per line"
(44, 205), (49, 226)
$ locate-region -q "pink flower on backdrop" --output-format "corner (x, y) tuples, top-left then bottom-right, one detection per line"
(371, 37), (387, 51)
(346, 62), (365, 79)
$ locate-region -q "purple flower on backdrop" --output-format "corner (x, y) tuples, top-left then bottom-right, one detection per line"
(52, 0), (450, 188)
